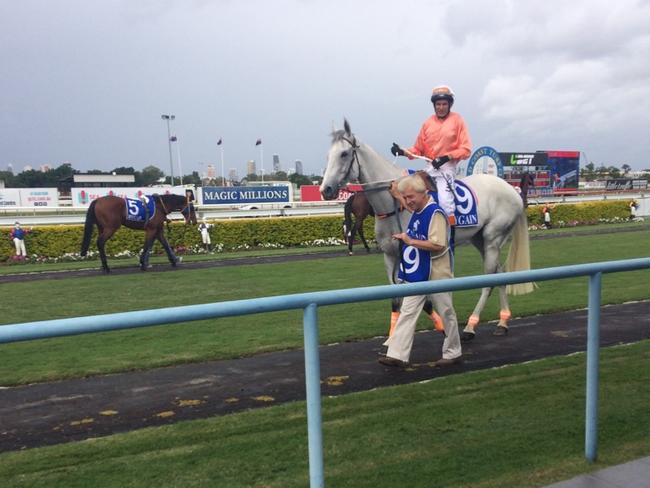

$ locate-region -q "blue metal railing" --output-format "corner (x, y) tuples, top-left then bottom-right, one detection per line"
(2, 257), (650, 487)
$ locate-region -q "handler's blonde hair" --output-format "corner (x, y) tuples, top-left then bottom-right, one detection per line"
(397, 174), (427, 194)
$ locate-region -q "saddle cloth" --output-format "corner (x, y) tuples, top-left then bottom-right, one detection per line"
(429, 180), (479, 228)
(125, 196), (156, 223)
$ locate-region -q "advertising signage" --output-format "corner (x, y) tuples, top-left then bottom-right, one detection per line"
(202, 185), (291, 205)
(0, 188), (59, 207)
(468, 147), (581, 195)
(499, 152), (548, 167)
(606, 179), (649, 191)
(71, 186), (188, 207)
(300, 184), (363, 202)
(500, 150), (579, 196)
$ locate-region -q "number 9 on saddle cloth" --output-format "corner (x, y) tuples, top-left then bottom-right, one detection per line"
(408, 171), (479, 229)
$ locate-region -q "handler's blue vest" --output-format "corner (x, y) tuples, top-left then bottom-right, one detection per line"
(398, 200), (448, 283)
(12, 228), (26, 240)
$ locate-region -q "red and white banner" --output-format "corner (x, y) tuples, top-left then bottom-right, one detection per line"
(300, 184), (363, 202)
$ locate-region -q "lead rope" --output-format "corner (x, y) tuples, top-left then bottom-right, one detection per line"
(157, 195), (172, 233)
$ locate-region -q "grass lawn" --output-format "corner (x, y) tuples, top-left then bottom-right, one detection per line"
(1, 227), (649, 385)
(0, 245), (345, 275)
(1, 340), (649, 487)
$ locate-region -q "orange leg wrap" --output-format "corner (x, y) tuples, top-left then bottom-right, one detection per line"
(499, 309), (511, 326)
(466, 314), (480, 330)
(389, 311), (400, 337)
(429, 311), (445, 333)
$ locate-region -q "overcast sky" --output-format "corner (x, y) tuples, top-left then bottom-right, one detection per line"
(2, 0), (650, 179)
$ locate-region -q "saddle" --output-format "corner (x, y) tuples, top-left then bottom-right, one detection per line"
(125, 196), (157, 224)
(388, 172), (479, 228)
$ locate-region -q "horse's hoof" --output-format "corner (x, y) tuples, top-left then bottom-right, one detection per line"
(461, 331), (475, 343)
(493, 326), (508, 336)
(348, 252), (354, 256)
(102, 268), (111, 274)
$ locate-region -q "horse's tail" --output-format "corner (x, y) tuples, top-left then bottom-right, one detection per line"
(80, 200), (97, 256)
(505, 210), (536, 295)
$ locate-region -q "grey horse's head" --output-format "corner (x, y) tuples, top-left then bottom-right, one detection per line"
(320, 119), (360, 200)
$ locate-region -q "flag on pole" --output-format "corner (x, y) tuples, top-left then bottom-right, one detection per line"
(255, 138), (262, 146)
(169, 136), (177, 142)
(217, 138), (222, 145)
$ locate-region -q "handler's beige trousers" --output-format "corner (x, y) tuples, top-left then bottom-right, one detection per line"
(386, 291), (461, 363)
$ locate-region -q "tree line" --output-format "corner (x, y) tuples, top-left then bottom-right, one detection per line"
(0, 164), (322, 188)
(579, 162), (649, 181)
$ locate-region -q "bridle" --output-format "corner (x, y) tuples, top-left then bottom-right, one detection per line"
(339, 136), (361, 184)
(156, 195), (195, 223)
(336, 135), (405, 284)
(338, 136), (403, 221)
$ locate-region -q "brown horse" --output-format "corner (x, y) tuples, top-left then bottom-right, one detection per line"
(519, 173), (535, 208)
(342, 192), (374, 255)
(80, 193), (197, 273)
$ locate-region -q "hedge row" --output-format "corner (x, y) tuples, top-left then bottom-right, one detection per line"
(0, 215), (359, 261)
(0, 200), (632, 261)
(525, 200), (631, 226)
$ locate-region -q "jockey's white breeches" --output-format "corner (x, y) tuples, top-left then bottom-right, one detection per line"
(425, 165), (456, 217)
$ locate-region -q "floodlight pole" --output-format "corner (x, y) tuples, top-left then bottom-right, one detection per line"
(161, 114), (175, 186)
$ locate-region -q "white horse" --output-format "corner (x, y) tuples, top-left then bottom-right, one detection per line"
(320, 120), (535, 341)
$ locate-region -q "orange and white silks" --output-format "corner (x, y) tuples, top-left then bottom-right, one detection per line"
(407, 112), (471, 163)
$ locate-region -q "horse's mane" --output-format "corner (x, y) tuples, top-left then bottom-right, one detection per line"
(159, 193), (187, 208)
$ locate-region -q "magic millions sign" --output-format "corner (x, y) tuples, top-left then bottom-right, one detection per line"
(465, 146), (504, 178)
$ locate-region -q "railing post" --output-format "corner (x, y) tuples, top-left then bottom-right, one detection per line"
(303, 303), (324, 487)
(585, 272), (602, 463)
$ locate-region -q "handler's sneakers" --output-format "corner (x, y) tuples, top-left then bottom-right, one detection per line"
(378, 356), (409, 368)
(433, 356), (463, 367)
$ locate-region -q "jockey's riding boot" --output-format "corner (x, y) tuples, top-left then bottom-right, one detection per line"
(448, 216), (456, 251)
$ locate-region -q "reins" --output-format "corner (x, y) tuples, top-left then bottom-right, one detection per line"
(156, 195), (170, 215)
(337, 135), (409, 285)
(339, 136), (404, 229)
(340, 136), (361, 184)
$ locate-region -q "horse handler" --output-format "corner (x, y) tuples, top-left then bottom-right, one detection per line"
(379, 175), (462, 368)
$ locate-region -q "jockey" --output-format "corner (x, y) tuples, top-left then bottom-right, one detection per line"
(391, 85), (472, 224)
